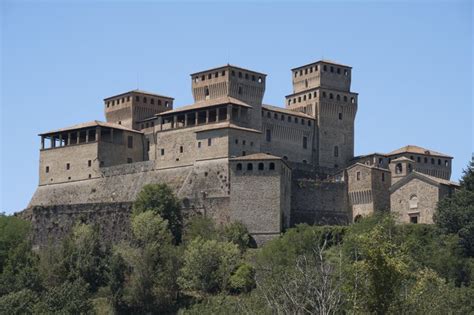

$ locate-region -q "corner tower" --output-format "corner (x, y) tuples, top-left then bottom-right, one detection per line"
(285, 60), (358, 169)
(190, 65), (266, 131)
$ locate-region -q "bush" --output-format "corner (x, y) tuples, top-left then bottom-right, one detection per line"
(222, 222), (251, 251)
(178, 237), (240, 295)
(229, 263), (255, 293)
(0, 289), (39, 315)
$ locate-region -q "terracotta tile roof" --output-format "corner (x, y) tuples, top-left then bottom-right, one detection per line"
(390, 171), (460, 192)
(104, 89), (174, 101)
(262, 104), (314, 119)
(158, 97), (252, 115)
(39, 120), (143, 136)
(387, 145), (452, 158)
(230, 153), (282, 161)
(418, 172), (460, 187)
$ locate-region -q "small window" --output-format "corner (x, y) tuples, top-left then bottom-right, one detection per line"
(344, 96), (347, 102)
(66, 163), (70, 170)
(337, 68), (341, 74)
(288, 116), (291, 122)
(208, 138), (212, 146)
(424, 157), (428, 163)
(201, 75), (205, 81)
(215, 72), (218, 78)
(417, 156), (421, 162)
(158, 100), (162, 105)
(143, 97), (147, 103)
(245, 73), (249, 79)
(410, 216), (418, 224)
(147, 141), (150, 152)
(222, 70), (226, 76)
(88, 160), (92, 167)
(127, 136), (133, 148)
(330, 66), (334, 73)
(445, 160), (449, 167)
(382, 173), (385, 181)
(308, 120), (311, 126)
(208, 73), (212, 79)
(303, 160), (307, 164)
(334, 146), (339, 157)
(127, 158), (133, 163)
(431, 158), (435, 164)
(281, 115), (285, 121)
(274, 113), (278, 119)
(266, 129), (271, 142)
(329, 93), (333, 99)
(151, 98), (154, 104)
(100, 161), (104, 167)
(242, 151), (246, 156)
(336, 94), (340, 101)
(161, 149), (165, 156)
(135, 96), (139, 101)
(396, 163), (403, 174)
(236, 163), (242, 171)
(351, 97), (355, 103)
(438, 159), (441, 165)
(88, 174), (92, 179)
(323, 65), (327, 71)
(205, 87), (210, 96)
(252, 75), (256, 81)
(231, 70), (235, 76)
(356, 171), (361, 180)
(338, 112), (343, 120)
(238, 86), (242, 94)
(198, 141), (201, 148)
(238, 72), (242, 78)
(344, 69), (348, 76)
(303, 136), (308, 149)
(295, 118), (298, 123)
(269, 162), (275, 170)
(258, 162), (264, 170)
(258, 77), (262, 83)
(235, 139), (238, 144)
(247, 163), (253, 171)
(180, 146), (183, 153)
(45, 166), (49, 173)
(323, 92), (327, 98)
(242, 140), (246, 145)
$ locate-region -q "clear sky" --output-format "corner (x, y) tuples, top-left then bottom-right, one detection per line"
(1, 1), (472, 214)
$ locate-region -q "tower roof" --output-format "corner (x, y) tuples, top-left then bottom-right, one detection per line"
(291, 59), (352, 71)
(39, 120), (143, 136)
(387, 145), (452, 158)
(103, 89), (174, 101)
(190, 64), (267, 76)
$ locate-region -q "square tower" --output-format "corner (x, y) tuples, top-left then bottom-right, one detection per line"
(104, 90), (174, 130)
(190, 65), (266, 130)
(285, 60), (358, 169)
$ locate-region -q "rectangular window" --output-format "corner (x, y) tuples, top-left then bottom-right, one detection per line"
(266, 129), (271, 142)
(161, 149), (165, 156)
(147, 141), (150, 152)
(303, 136), (308, 149)
(127, 136), (133, 148)
(180, 146), (183, 153)
(208, 138), (212, 146)
(66, 163), (70, 170)
(127, 158), (133, 163)
(198, 141), (201, 148)
(356, 171), (361, 181)
(88, 160), (92, 167)
(382, 173), (385, 181)
(45, 166), (49, 173)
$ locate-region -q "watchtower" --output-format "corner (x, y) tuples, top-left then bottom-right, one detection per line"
(190, 65), (266, 130)
(285, 60), (358, 169)
(104, 90), (174, 130)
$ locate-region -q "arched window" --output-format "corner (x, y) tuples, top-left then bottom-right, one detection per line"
(396, 163), (403, 174)
(438, 159), (441, 165)
(205, 87), (210, 96)
(424, 157), (428, 163)
(409, 195), (418, 209)
(334, 146), (339, 157)
(354, 214), (362, 223)
(431, 158), (435, 164)
(269, 162), (275, 170)
(236, 163), (242, 171)
(329, 93), (333, 99)
(247, 163), (253, 171)
(258, 162), (264, 170)
(336, 94), (340, 101)
(305, 79), (308, 88)
(344, 96), (347, 102)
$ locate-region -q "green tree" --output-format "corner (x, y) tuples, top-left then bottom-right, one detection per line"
(0, 215), (30, 272)
(343, 215), (409, 314)
(178, 237), (240, 295)
(435, 164), (474, 257)
(222, 222), (251, 251)
(229, 263), (256, 293)
(133, 183), (183, 243)
(182, 216), (218, 243)
(0, 289), (39, 315)
(116, 211), (179, 313)
(34, 279), (93, 314)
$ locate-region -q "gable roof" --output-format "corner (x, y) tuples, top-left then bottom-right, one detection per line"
(389, 171), (460, 193)
(262, 104), (314, 119)
(346, 162), (390, 172)
(391, 156), (414, 163)
(387, 145), (452, 158)
(39, 120), (143, 136)
(157, 97), (251, 115)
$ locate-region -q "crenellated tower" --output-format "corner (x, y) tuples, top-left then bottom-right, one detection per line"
(285, 60), (358, 169)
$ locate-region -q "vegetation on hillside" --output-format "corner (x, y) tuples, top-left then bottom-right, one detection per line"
(1, 167), (473, 314)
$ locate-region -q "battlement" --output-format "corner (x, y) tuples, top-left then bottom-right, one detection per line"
(291, 60), (352, 94)
(191, 65), (266, 105)
(104, 90), (174, 130)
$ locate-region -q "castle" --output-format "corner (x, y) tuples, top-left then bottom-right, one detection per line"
(23, 60), (459, 245)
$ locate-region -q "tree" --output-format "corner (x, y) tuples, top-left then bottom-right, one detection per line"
(34, 279), (93, 314)
(343, 215), (409, 314)
(116, 211), (179, 313)
(133, 184), (183, 243)
(435, 164), (474, 257)
(182, 216), (218, 244)
(178, 237), (240, 295)
(0, 289), (39, 315)
(0, 215), (31, 272)
(229, 263), (256, 293)
(222, 222), (251, 251)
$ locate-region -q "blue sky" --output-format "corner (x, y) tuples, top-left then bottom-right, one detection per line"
(1, 1), (472, 214)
